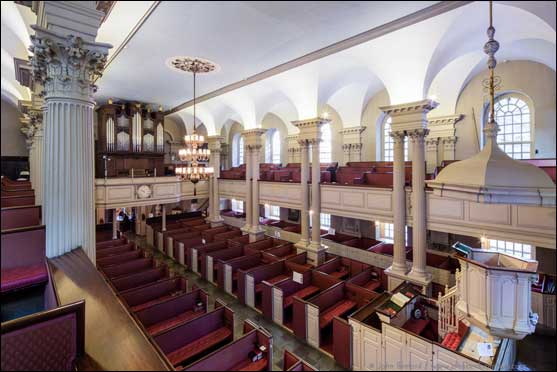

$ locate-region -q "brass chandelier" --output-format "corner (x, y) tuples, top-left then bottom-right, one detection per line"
(172, 57), (216, 184)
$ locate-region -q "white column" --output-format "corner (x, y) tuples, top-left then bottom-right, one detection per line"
(408, 129), (431, 283)
(442, 136), (457, 162)
(207, 136), (224, 226)
(135, 206), (141, 234)
(390, 131), (408, 275)
(425, 137), (439, 174)
(30, 1), (109, 263)
(139, 206), (147, 235)
(162, 204), (167, 231)
(251, 144), (263, 232)
(31, 116), (44, 206)
(309, 139), (324, 263)
(242, 145), (253, 233)
(112, 209), (118, 240)
(296, 141), (310, 249)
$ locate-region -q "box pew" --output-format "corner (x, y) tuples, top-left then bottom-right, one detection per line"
(239, 254), (311, 310)
(1, 225), (48, 294)
(370, 243), (413, 259)
(173, 236), (204, 266)
(347, 267), (386, 293)
(201, 225), (235, 243)
(119, 277), (188, 312)
(153, 305), (235, 369)
(110, 265), (169, 292)
(303, 282), (377, 367)
(134, 288), (209, 336)
(161, 227), (196, 256)
(261, 244), (297, 262)
(1, 189), (35, 197)
(342, 237), (384, 251)
(213, 229), (243, 242)
(189, 241), (228, 275)
(1, 177), (32, 191)
(100, 257), (158, 280)
(182, 320), (272, 371)
(320, 232), (355, 244)
(202, 245), (259, 284)
(1, 195), (36, 208)
(314, 256), (370, 280)
(96, 249), (144, 268)
(96, 242), (136, 259)
(269, 270), (341, 330)
(218, 253), (269, 296)
(226, 234), (251, 249)
(96, 237), (127, 249)
(283, 349), (318, 371)
(155, 224), (193, 252)
(1, 205), (41, 230)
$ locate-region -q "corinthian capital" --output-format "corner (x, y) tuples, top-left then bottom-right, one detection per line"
(29, 26), (111, 100)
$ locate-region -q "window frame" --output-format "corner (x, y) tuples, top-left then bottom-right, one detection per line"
(382, 116), (408, 161)
(487, 239), (534, 260)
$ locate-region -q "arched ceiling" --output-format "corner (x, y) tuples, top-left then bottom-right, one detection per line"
(3, 1), (555, 135)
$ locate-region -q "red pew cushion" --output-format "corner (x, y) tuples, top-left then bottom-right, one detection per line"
(167, 327), (232, 366)
(319, 300), (356, 329)
(283, 285), (319, 308)
(147, 310), (204, 336)
(1, 263), (48, 293)
(255, 274), (289, 293)
(131, 291), (186, 312)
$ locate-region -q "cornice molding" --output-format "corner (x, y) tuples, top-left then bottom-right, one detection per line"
(339, 126), (366, 135)
(380, 99), (439, 116)
(427, 114), (463, 127)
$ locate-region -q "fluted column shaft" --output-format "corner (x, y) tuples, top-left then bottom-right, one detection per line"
(162, 204), (167, 231)
(29, 124), (44, 206)
(298, 142), (310, 247)
(310, 140), (321, 249)
(251, 146), (262, 229)
(112, 209), (118, 239)
(243, 146), (253, 232)
(391, 131), (408, 274)
(211, 150), (222, 222)
(409, 129), (429, 280)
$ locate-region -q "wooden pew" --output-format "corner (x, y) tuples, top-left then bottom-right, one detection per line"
(173, 235), (203, 265)
(283, 349), (318, 371)
(96, 242), (136, 259)
(261, 244), (297, 262)
(164, 230), (200, 259)
(119, 277), (188, 312)
(96, 237), (127, 249)
(347, 267), (385, 293)
(202, 245), (259, 284)
(218, 254), (269, 296)
(1, 225), (48, 294)
(182, 320), (272, 371)
(100, 257), (158, 280)
(1, 205), (41, 230)
(96, 249), (144, 268)
(153, 304), (234, 369)
(110, 265), (169, 292)
(1, 195), (35, 208)
(134, 287), (209, 336)
(314, 256), (370, 281)
(189, 241), (228, 275)
(342, 237), (384, 251)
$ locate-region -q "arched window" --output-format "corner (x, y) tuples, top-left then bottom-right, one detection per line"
(492, 95), (532, 159)
(272, 130), (281, 164)
(383, 116), (408, 161)
(232, 134), (244, 167)
(320, 123), (332, 163)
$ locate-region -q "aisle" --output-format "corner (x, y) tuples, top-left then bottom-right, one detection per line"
(131, 233), (346, 371)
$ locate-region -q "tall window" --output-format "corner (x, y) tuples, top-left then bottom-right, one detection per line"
(376, 222), (408, 244)
(233, 134), (244, 167)
(264, 204), (280, 220)
(320, 123), (332, 163)
(231, 199), (244, 213)
(320, 213), (331, 230)
(488, 239), (533, 260)
(265, 129), (281, 164)
(492, 95), (532, 159)
(383, 116), (408, 161)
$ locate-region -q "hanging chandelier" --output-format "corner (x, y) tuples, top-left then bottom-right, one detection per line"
(172, 57), (216, 184)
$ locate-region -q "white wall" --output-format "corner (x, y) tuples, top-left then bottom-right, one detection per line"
(1, 99), (27, 156)
(454, 60), (556, 160)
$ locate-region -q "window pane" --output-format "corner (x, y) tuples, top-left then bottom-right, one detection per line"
(492, 96), (532, 159)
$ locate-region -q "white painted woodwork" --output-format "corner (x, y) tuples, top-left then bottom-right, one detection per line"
(406, 333), (433, 370)
(178, 242), (185, 265)
(191, 248), (198, 273)
(272, 287), (283, 325)
(306, 304), (320, 348)
(362, 325), (383, 371)
(207, 256), (214, 283)
(382, 323), (407, 371)
(350, 320), (363, 371)
(224, 264), (233, 294)
(157, 232), (163, 251)
(146, 225), (154, 246)
(166, 237), (173, 258)
(218, 179), (246, 201)
(246, 274), (255, 308)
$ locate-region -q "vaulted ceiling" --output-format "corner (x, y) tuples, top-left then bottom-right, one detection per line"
(2, 1), (556, 136)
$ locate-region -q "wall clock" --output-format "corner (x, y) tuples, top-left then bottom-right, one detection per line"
(137, 184), (152, 199)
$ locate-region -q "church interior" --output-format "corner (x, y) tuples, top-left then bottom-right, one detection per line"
(2, 1), (557, 371)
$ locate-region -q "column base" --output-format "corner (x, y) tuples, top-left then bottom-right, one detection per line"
(206, 216), (225, 228)
(385, 266), (408, 291)
(241, 224), (252, 235)
(248, 226), (266, 243)
(297, 240), (327, 266)
(386, 266), (432, 294)
(295, 239), (309, 250)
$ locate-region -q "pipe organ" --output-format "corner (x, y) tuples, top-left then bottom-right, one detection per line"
(96, 101), (166, 178)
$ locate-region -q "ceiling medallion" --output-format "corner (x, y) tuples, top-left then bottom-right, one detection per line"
(168, 56), (219, 74)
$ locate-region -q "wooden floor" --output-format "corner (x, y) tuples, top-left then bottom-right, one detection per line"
(49, 248), (169, 371)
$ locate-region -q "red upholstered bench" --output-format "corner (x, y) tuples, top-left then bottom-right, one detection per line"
(230, 358), (268, 371)
(363, 280), (382, 292)
(167, 327), (233, 366)
(131, 291), (185, 312)
(1, 263), (48, 293)
(147, 310), (203, 336)
(319, 300), (356, 329)
(255, 274), (289, 293)
(328, 266), (349, 280)
(283, 285), (319, 308)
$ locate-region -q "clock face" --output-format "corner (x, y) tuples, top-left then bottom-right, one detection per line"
(137, 185), (151, 199)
